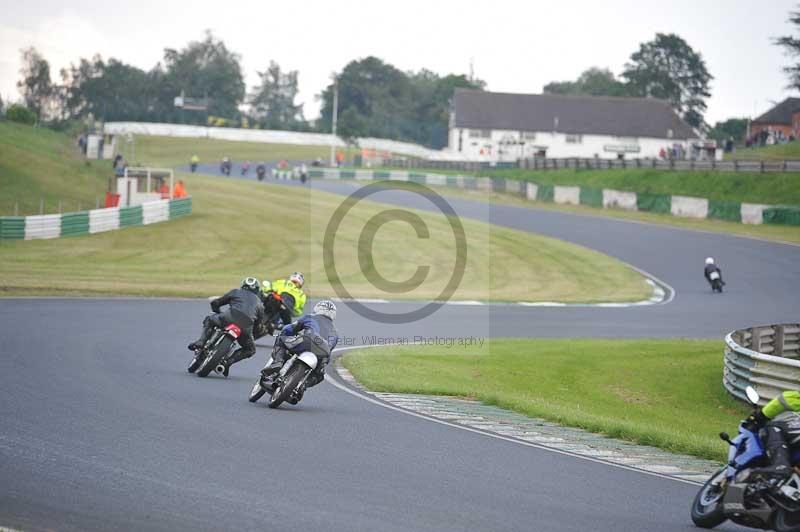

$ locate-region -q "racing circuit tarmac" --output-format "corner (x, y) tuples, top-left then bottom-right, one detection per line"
(1, 168), (798, 531)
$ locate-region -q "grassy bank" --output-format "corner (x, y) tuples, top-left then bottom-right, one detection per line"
(125, 135), (348, 168)
(0, 173), (648, 302)
(382, 166), (800, 206)
(343, 339), (748, 461)
(725, 142), (800, 161)
(414, 184), (800, 245)
(0, 122), (109, 215)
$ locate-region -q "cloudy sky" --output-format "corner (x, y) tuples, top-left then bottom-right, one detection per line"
(0, 0), (797, 124)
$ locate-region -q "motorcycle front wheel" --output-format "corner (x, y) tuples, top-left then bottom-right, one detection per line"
(774, 508), (800, 532)
(268, 364), (307, 409)
(691, 467), (727, 528)
(249, 377), (268, 403)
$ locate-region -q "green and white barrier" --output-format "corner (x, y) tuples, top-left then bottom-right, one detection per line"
(306, 169), (800, 226)
(0, 197), (192, 240)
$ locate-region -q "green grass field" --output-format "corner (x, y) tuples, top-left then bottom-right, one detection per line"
(0, 173), (649, 302)
(123, 134), (351, 168)
(725, 142), (800, 161)
(343, 339), (749, 461)
(0, 122), (110, 215)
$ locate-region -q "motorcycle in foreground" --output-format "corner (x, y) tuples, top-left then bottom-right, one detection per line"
(709, 270), (724, 293)
(690, 386), (800, 530)
(248, 344), (319, 408)
(187, 322), (242, 377)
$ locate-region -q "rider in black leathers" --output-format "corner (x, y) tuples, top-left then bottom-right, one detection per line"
(260, 300), (338, 396)
(704, 257), (725, 287)
(188, 277), (266, 376)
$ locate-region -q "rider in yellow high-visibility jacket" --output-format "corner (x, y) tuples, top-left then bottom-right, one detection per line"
(748, 391), (800, 480)
(261, 272), (307, 326)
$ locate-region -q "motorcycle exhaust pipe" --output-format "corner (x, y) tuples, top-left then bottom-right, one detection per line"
(215, 364), (226, 374)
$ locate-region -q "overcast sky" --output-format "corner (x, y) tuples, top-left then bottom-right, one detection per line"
(0, 0), (797, 125)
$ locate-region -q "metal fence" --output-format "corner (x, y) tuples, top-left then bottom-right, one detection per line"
(724, 323), (800, 405)
(383, 157), (800, 173)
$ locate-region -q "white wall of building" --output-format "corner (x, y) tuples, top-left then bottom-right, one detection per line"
(448, 127), (696, 160)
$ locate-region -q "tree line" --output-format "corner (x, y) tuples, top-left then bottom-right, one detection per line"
(9, 11), (800, 148)
(10, 31), (482, 149)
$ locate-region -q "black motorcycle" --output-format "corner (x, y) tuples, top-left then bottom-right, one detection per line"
(256, 165), (266, 181)
(248, 346), (320, 408)
(690, 386), (800, 531)
(187, 322), (242, 377)
(220, 160), (232, 176)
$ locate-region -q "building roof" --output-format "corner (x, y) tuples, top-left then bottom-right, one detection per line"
(452, 89), (697, 140)
(752, 97), (800, 125)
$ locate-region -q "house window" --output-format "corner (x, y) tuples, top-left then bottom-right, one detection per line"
(469, 129), (492, 139)
(565, 134), (583, 144)
(523, 132), (537, 140)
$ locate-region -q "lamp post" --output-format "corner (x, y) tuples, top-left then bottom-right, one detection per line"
(330, 76), (339, 167)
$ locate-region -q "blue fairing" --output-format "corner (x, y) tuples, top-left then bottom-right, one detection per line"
(726, 425), (766, 479)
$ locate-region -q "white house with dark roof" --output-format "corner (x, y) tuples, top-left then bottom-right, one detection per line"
(448, 89), (707, 161)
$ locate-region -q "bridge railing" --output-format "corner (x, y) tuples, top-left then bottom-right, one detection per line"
(724, 323), (800, 405)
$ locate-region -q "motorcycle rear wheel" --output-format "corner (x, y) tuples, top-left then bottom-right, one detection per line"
(774, 508), (800, 532)
(268, 364), (307, 409)
(197, 336), (233, 378)
(690, 467), (727, 528)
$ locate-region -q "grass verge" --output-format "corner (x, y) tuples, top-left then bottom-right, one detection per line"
(412, 184), (800, 245)
(342, 338), (748, 462)
(0, 173), (649, 302)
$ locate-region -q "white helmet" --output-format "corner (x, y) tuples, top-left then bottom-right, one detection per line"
(313, 300), (337, 321)
(288, 272), (305, 289)
(705, 257), (715, 265)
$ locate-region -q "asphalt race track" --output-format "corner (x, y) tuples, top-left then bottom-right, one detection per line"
(2, 170), (798, 531)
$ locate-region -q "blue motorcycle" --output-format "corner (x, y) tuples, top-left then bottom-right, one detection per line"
(691, 387), (800, 530)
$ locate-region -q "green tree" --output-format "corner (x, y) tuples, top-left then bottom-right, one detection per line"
(249, 61), (305, 130)
(544, 67), (630, 97)
(17, 47), (53, 121)
(6, 104), (37, 125)
(622, 33), (712, 128)
(161, 31), (245, 122)
(707, 118), (749, 143)
(319, 57), (483, 148)
(775, 9), (800, 90)
(61, 56), (161, 122)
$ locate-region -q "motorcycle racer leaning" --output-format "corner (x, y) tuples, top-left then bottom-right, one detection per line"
(260, 300), (339, 398)
(188, 277), (266, 376)
(261, 272), (307, 326)
(746, 390), (800, 481)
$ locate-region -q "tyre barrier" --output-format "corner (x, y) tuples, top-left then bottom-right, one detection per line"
(724, 323), (800, 405)
(306, 169), (800, 226)
(0, 197), (191, 240)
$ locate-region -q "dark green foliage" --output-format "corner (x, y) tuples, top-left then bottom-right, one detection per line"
(249, 61), (306, 130)
(544, 67), (631, 97)
(708, 118), (748, 143)
(775, 9), (800, 90)
(318, 57), (484, 148)
(6, 105), (37, 125)
(622, 33), (712, 128)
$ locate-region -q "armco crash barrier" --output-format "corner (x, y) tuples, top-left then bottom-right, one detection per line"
(0, 197), (191, 240)
(724, 324), (800, 405)
(306, 169), (800, 226)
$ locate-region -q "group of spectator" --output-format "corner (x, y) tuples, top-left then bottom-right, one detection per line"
(745, 128), (795, 148)
(658, 145), (687, 160)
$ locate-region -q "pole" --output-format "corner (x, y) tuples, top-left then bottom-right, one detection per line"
(330, 76), (339, 167)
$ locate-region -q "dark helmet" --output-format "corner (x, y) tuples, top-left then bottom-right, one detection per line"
(241, 277), (261, 294)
